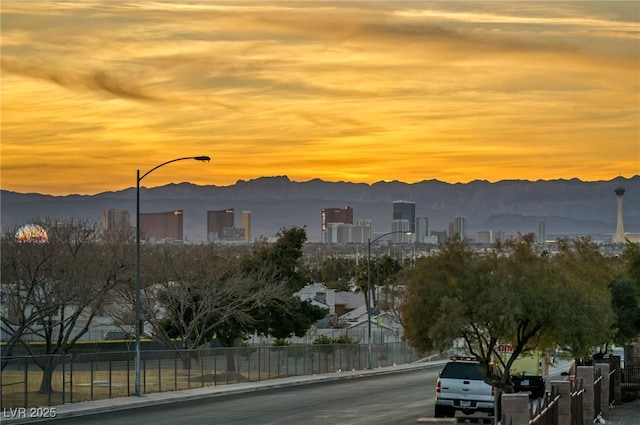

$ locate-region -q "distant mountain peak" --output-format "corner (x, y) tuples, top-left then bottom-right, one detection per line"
(1, 176), (638, 241)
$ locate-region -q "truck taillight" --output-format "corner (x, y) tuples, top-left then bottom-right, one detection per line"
(492, 386), (495, 396)
(436, 379), (441, 393)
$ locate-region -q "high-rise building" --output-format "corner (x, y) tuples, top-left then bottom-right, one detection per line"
(612, 186), (625, 243)
(476, 230), (504, 244)
(242, 211), (252, 242)
(415, 217), (429, 243)
(392, 201), (415, 233)
(321, 206), (353, 243)
(352, 220), (372, 244)
(357, 219), (373, 229)
(453, 216), (467, 240)
(391, 219), (410, 243)
(476, 231), (491, 244)
(432, 230), (447, 244)
(207, 209), (234, 242)
(538, 219), (546, 244)
(222, 227), (246, 241)
(102, 209), (130, 235)
(140, 210), (183, 241)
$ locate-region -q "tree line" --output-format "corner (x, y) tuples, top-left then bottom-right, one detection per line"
(401, 234), (640, 393)
(2, 218), (639, 397)
(1, 220), (325, 393)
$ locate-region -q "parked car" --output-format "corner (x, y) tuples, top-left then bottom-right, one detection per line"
(435, 356), (495, 418)
(507, 351), (546, 399)
(511, 372), (545, 399)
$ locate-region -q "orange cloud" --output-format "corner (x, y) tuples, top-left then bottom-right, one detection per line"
(1, 1), (638, 195)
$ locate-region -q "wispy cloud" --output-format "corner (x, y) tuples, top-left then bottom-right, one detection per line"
(1, 1), (638, 195)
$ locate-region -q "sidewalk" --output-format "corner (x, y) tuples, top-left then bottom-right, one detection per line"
(1, 361), (445, 424)
(604, 399), (640, 425)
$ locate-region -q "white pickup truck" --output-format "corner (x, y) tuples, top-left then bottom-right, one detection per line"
(435, 357), (495, 418)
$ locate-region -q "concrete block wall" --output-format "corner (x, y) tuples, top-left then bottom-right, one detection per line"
(577, 366), (595, 425)
(500, 367), (613, 425)
(595, 363), (610, 415)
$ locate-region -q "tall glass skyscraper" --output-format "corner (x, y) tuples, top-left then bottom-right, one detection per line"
(415, 216), (429, 243)
(140, 210), (184, 241)
(392, 201), (415, 233)
(207, 208), (234, 241)
(453, 216), (467, 240)
(538, 219), (546, 244)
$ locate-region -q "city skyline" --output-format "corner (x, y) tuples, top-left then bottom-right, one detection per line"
(2, 176), (638, 242)
(2, 1), (638, 196)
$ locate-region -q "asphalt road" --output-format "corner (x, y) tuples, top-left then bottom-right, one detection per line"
(29, 368), (443, 425)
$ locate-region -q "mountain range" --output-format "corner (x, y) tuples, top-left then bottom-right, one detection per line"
(1, 176), (639, 242)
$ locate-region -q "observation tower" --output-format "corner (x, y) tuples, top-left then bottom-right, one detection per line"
(612, 185), (625, 243)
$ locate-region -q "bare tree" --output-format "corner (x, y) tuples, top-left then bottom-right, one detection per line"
(1, 230), (59, 367)
(1, 218), (132, 393)
(129, 244), (290, 368)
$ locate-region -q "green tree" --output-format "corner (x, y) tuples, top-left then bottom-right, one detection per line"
(609, 276), (640, 345)
(621, 240), (640, 283)
(401, 234), (615, 393)
(609, 241), (640, 345)
(243, 226), (311, 292)
(252, 298), (326, 340)
(553, 237), (617, 358)
(374, 255), (402, 310)
(351, 254), (404, 315)
(352, 258), (371, 311)
(319, 257), (355, 291)
(241, 227), (326, 340)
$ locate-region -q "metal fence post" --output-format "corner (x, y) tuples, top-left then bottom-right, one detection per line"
(90, 353), (95, 401)
(23, 356), (28, 409)
(109, 359), (113, 399)
(266, 346), (271, 380)
(126, 354), (130, 396)
(70, 354), (73, 403)
(247, 346), (251, 382)
(216, 348), (220, 387)
(48, 356), (52, 406)
(143, 355), (146, 393)
(62, 355), (66, 405)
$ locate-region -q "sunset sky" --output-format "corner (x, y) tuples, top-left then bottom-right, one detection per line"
(1, 1), (638, 196)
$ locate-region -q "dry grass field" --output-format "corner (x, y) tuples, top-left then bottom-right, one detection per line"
(1, 365), (254, 409)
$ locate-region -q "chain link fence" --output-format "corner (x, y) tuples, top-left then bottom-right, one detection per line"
(1, 341), (417, 409)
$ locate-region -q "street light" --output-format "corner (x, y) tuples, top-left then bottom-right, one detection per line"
(134, 156), (210, 396)
(366, 230), (410, 370)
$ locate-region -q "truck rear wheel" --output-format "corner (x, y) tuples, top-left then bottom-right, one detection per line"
(434, 405), (454, 418)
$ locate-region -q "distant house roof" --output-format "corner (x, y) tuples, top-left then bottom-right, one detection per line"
(339, 304), (367, 322)
(334, 291), (365, 310)
(308, 299), (330, 310)
(344, 312), (396, 331)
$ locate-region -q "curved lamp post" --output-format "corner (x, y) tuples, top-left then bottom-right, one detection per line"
(366, 230), (410, 370)
(135, 156), (210, 396)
